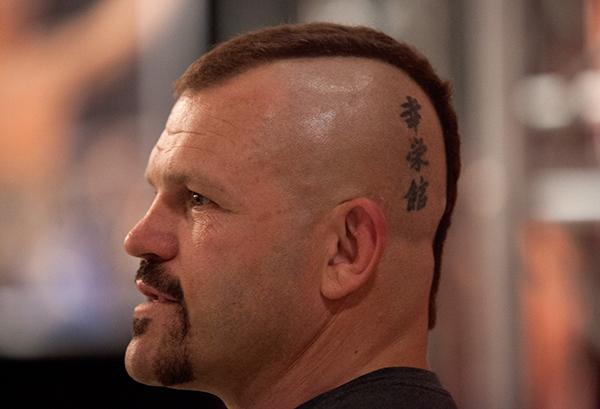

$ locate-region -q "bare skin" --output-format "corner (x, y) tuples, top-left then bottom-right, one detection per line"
(124, 57), (446, 409)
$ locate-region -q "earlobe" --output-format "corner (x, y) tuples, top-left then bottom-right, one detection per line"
(321, 200), (386, 300)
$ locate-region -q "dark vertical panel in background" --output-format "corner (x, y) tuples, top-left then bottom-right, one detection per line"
(208, 0), (219, 47)
(212, 0), (298, 42)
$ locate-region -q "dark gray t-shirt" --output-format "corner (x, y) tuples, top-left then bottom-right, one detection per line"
(296, 367), (458, 409)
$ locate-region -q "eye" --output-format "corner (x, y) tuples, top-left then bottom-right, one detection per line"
(188, 191), (212, 208)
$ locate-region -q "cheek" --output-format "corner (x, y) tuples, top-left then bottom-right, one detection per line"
(177, 224), (304, 356)
(184, 217), (306, 311)
(186, 209), (289, 273)
(182, 201), (317, 294)
(179, 218), (278, 312)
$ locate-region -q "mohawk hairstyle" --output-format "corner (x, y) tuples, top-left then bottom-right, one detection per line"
(175, 22), (460, 329)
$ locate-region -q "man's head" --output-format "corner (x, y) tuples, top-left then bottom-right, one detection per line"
(123, 22), (459, 404)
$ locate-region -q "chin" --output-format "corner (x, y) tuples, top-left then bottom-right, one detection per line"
(125, 333), (197, 387)
(124, 338), (163, 386)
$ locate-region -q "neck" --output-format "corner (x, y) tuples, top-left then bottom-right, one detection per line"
(221, 307), (429, 409)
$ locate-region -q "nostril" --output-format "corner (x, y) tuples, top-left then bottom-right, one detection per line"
(141, 254), (164, 265)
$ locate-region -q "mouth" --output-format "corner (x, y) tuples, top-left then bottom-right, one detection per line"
(136, 279), (179, 304)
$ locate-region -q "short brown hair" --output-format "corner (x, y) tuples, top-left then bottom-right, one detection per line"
(175, 22), (460, 329)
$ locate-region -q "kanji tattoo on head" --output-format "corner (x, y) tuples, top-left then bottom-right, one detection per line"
(406, 137), (429, 172)
(404, 176), (429, 212)
(400, 96), (422, 133)
(400, 95), (429, 212)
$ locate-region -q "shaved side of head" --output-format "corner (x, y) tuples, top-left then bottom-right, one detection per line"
(174, 23), (460, 329)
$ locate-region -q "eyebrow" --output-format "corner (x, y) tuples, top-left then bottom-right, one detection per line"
(145, 169), (227, 195)
(146, 171), (186, 186)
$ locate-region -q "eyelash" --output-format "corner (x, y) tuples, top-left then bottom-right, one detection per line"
(187, 190), (213, 208)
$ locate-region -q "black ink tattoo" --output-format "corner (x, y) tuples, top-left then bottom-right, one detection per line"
(400, 96), (422, 133)
(406, 137), (429, 171)
(400, 95), (429, 211)
(404, 176), (429, 211)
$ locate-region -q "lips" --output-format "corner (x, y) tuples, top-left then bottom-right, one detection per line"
(136, 279), (179, 303)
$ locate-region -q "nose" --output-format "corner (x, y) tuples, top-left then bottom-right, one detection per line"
(124, 197), (178, 262)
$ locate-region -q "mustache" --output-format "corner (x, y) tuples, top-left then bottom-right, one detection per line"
(135, 259), (184, 302)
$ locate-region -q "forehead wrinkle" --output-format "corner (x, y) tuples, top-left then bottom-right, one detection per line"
(167, 96), (261, 145)
(199, 110), (247, 132)
(154, 142), (218, 156)
(164, 128), (236, 147)
(146, 143), (227, 194)
(145, 163), (228, 195)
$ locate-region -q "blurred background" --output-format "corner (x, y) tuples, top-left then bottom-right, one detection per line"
(0, 0), (598, 408)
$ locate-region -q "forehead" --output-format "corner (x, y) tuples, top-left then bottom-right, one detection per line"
(146, 76), (288, 196)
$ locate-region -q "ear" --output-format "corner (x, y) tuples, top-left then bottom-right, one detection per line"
(321, 198), (387, 300)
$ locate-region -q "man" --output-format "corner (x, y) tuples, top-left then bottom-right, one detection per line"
(124, 23), (460, 409)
